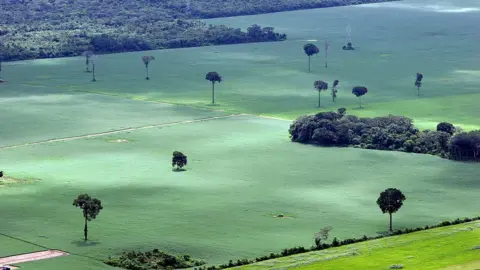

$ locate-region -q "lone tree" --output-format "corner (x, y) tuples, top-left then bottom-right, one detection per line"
(352, 86), (368, 108)
(314, 80), (328, 107)
(90, 54), (98, 82)
(415, 72), (423, 96)
(205, 72), (222, 104)
(172, 151), (188, 170)
(376, 188), (406, 232)
(332, 80), (339, 102)
(141, 56), (155, 80)
(314, 226), (333, 248)
(303, 43), (319, 72)
(73, 194), (103, 241)
(82, 51), (94, 73)
(337, 107), (346, 116)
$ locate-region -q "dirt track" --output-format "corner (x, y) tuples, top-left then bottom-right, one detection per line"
(0, 250), (68, 268)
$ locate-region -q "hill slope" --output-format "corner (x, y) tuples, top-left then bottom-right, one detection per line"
(0, 0), (397, 61)
(234, 221), (480, 270)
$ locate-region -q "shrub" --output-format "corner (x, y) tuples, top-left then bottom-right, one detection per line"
(105, 249), (205, 270)
(389, 264), (404, 269)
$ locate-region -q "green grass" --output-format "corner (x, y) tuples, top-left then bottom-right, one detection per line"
(235, 221), (480, 270)
(0, 115), (479, 269)
(0, 235), (44, 257)
(0, 84), (228, 147)
(3, 0), (480, 130)
(1, 1), (479, 269)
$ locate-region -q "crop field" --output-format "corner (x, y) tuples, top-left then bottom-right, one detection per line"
(0, 115), (479, 269)
(3, 1), (480, 131)
(235, 220), (480, 270)
(0, 0), (479, 269)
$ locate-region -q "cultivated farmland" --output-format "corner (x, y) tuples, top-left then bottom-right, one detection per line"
(0, 0), (479, 269)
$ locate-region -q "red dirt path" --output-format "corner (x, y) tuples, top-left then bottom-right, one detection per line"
(0, 250), (68, 268)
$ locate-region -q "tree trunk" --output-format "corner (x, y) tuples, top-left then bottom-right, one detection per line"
(325, 51), (328, 68)
(212, 82), (215, 104)
(389, 213), (393, 232)
(308, 56), (311, 72)
(85, 58), (90, 72)
(417, 86), (420, 96)
(146, 66), (149, 80)
(84, 216), (88, 241)
(318, 91), (321, 107)
(92, 64), (96, 82)
(359, 96), (362, 108)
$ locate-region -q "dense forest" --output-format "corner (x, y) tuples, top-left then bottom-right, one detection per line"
(0, 0), (396, 61)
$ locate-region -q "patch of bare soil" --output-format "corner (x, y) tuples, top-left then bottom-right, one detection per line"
(0, 177), (39, 188)
(0, 250), (68, 268)
(109, 139), (129, 143)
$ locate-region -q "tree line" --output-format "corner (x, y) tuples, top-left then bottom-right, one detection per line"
(289, 109), (480, 162)
(0, 22), (286, 61)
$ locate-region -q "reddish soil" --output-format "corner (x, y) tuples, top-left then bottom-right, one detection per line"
(0, 250), (68, 268)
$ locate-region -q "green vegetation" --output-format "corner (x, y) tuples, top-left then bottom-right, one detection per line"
(0, 0), (394, 61)
(376, 188), (406, 232)
(303, 43), (319, 72)
(105, 249), (205, 270)
(205, 72), (223, 104)
(234, 220), (480, 270)
(172, 151), (188, 171)
(73, 194), (104, 241)
(0, 114), (478, 270)
(0, 1), (479, 270)
(288, 110), (480, 162)
(313, 80), (328, 107)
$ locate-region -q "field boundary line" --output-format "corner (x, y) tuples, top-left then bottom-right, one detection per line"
(0, 114), (243, 151)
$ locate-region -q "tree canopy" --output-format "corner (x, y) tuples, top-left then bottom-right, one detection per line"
(376, 188), (406, 231)
(172, 151), (188, 170)
(352, 86), (368, 97)
(142, 56), (155, 66)
(206, 72), (222, 83)
(303, 43), (319, 56)
(288, 110), (480, 162)
(73, 194), (103, 241)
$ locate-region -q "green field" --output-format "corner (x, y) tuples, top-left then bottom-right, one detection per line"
(235, 220), (480, 270)
(3, 1), (480, 130)
(0, 115), (479, 269)
(1, 0), (480, 269)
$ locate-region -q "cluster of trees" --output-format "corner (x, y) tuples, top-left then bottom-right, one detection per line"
(289, 109), (480, 162)
(105, 249), (205, 270)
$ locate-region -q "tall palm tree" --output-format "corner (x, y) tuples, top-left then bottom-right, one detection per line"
(205, 72), (222, 104)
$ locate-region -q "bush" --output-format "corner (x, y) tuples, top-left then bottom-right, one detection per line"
(288, 111), (480, 162)
(105, 249), (205, 270)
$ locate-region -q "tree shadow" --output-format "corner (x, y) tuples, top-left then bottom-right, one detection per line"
(71, 240), (101, 247)
(172, 168), (187, 172)
(206, 103), (221, 107)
